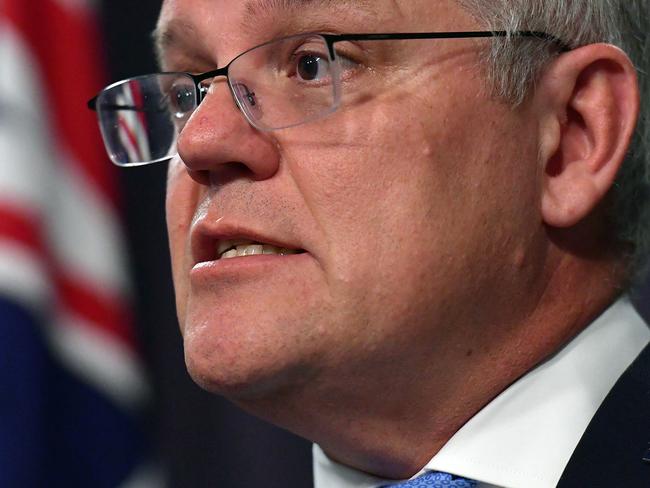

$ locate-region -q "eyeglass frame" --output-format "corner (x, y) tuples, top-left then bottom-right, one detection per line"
(87, 30), (570, 165)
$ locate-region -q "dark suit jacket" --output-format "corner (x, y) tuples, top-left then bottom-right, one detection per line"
(557, 343), (650, 486)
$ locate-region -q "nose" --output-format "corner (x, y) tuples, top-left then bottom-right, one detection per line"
(176, 80), (280, 185)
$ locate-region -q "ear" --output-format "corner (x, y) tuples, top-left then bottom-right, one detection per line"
(536, 43), (640, 228)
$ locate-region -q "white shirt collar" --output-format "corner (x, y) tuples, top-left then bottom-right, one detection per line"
(313, 298), (650, 488)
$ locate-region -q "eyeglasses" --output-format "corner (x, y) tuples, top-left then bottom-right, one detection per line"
(87, 30), (567, 167)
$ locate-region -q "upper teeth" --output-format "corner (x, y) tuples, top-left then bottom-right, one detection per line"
(217, 240), (300, 260)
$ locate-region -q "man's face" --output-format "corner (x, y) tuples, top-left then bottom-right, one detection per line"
(162, 0), (544, 403)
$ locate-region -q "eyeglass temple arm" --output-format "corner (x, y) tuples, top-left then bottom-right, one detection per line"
(325, 31), (570, 52)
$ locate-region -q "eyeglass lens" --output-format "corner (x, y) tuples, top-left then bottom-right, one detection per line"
(96, 34), (341, 167)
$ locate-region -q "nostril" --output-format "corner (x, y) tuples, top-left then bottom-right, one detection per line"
(184, 162), (255, 187)
(207, 162), (256, 186)
(186, 168), (211, 186)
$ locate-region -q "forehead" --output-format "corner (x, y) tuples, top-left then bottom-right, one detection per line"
(156, 0), (473, 65)
(159, 0), (392, 26)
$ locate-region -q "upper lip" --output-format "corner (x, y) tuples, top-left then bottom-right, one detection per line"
(190, 219), (305, 265)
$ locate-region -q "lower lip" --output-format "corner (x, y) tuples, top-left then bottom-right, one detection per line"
(190, 253), (311, 285)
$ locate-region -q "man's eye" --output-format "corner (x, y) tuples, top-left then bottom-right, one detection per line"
(294, 52), (330, 82)
(167, 83), (196, 116)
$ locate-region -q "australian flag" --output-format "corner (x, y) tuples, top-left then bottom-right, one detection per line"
(0, 0), (157, 486)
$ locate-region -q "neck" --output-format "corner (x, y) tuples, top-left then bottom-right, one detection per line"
(236, 252), (627, 480)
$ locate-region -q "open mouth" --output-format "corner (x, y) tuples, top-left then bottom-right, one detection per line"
(217, 240), (306, 260)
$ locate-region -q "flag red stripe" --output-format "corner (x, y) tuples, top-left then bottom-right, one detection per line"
(0, 203), (134, 347)
(56, 273), (134, 346)
(118, 116), (143, 161)
(1, 0), (118, 208)
(0, 204), (43, 255)
(129, 81), (149, 132)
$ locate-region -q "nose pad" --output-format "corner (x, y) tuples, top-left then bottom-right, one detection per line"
(198, 84), (209, 103)
(232, 82), (257, 106)
(230, 81), (263, 125)
(198, 80), (245, 117)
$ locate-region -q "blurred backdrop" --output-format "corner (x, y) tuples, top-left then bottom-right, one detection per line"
(0, 0), (311, 487)
(1, 1), (649, 488)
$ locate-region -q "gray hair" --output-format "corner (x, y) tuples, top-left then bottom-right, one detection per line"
(459, 0), (650, 279)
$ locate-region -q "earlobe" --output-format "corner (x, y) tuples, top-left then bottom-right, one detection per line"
(538, 44), (640, 228)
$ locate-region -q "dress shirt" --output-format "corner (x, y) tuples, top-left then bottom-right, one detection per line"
(313, 297), (650, 488)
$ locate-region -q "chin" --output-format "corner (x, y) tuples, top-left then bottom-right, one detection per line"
(182, 327), (316, 402)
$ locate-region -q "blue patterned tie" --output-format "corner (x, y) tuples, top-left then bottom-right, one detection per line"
(381, 470), (477, 487)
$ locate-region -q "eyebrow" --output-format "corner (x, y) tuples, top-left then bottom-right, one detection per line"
(153, 0), (375, 66)
(152, 18), (197, 67)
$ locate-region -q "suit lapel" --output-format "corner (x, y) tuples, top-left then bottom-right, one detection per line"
(557, 343), (650, 487)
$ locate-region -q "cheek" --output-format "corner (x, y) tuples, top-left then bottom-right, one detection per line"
(165, 160), (201, 321)
(276, 115), (450, 327)
(166, 161), (191, 251)
(286, 89), (471, 248)
(279, 77), (540, 324)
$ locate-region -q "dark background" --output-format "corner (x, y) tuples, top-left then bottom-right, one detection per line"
(97, 2), (650, 487)
(98, 2), (313, 487)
